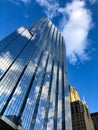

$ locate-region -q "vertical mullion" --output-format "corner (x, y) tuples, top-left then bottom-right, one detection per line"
(62, 36), (65, 130)
(43, 60), (54, 130)
(29, 25), (54, 130)
(42, 28), (55, 130)
(0, 37), (32, 81)
(57, 33), (63, 130)
(0, 17), (48, 81)
(28, 17), (47, 32)
(46, 28), (58, 129)
(15, 23), (53, 125)
(54, 31), (60, 130)
(0, 20), (50, 116)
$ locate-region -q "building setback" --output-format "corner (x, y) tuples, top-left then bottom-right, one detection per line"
(0, 17), (72, 130)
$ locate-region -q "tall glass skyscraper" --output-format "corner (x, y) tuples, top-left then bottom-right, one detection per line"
(0, 17), (72, 130)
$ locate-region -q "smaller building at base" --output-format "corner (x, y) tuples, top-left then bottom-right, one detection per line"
(91, 112), (98, 130)
(69, 85), (95, 130)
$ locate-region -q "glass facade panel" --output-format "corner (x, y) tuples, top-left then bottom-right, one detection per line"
(0, 17), (72, 130)
(46, 29), (58, 130)
(0, 27), (25, 52)
(57, 34), (63, 130)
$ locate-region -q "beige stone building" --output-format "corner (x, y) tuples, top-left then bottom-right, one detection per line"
(69, 85), (95, 130)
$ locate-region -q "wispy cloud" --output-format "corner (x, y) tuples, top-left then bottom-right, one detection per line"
(35, 0), (93, 64)
(9, 0), (31, 17)
(36, 0), (59, 19)
(9, 0), (93, 64)
(9, 0), (31, 4)
(89, 0), (96, 4)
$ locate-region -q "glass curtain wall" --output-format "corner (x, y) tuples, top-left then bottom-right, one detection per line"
(0, 17), (72, 130)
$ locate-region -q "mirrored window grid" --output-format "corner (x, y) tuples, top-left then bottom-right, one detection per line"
(0, 17), (72, 130)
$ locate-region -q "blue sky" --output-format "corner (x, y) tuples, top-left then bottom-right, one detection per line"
(0, 0), (98, 113)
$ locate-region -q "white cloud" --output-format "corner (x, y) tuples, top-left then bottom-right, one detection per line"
(60, 0), (93, 64)
(35, 0), (93, 64)
(14, 86), (22, 95)
(36, 0), (59, 19)
(8, 0), (94, 64)
(41, 82), (49, 100)
(47, 119), (53, 130)
(0, 82), (22, 96)
(17, 29), (32, 39)
(89, 0), (96, 4)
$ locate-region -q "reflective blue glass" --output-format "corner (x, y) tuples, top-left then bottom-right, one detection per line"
(0, 17), (72, 130)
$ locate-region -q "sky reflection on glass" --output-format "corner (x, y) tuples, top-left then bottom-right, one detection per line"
(0, 18), (72, 130)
